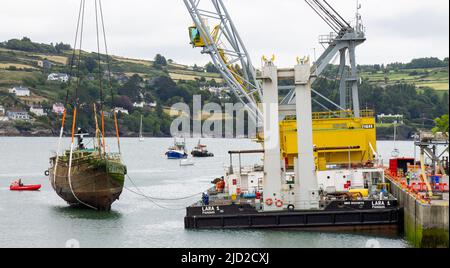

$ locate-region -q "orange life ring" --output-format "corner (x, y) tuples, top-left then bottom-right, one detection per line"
(265, 198), (273, 206)
(275, 200), (283, 208)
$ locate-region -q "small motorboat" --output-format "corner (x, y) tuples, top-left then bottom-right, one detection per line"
(180, 159), (195, 167)
(10, 180), (41, 191)
(191, 140), (214, 158)
(166, 138), (188, 159)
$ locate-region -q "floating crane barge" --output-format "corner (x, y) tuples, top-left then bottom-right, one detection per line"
(185, 203), (399, 230)
(183, 0), (401, 231)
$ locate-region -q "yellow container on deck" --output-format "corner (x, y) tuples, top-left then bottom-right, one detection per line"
(349, 189), (369, 198)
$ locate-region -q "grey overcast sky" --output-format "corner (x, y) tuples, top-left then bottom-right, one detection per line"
(0, 0), (448, 67)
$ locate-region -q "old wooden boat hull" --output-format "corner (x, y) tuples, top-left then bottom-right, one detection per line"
(49, 155), (126, 211)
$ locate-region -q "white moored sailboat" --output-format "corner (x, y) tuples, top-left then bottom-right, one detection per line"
(139, 115), (144, 142)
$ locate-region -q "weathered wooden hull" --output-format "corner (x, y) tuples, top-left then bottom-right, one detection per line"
(49, 155), (126, 211)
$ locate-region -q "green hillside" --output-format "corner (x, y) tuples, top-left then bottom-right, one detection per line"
(358, 57), (449, 93)
(0, 37), (448, 139)
(0, 37), (226, 137)
(361, 67), (449, 92)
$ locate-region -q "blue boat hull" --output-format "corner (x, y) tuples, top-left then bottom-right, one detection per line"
(166, 151), (188, 159)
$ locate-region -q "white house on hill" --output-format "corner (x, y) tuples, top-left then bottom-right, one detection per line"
(48, 73), (70, 83)
(113, 107), (129, 115)
(0, 105), (8, 122)
(6, 110), (31, 121)
(30, 106), (47, 117)
(9, 86), (31, 97)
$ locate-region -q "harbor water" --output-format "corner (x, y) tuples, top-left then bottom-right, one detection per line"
(0, 137), (412, 248)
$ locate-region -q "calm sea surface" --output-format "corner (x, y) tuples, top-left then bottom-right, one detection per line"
(0, 137), (416, 248)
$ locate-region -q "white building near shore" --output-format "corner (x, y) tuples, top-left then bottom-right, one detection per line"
(30, 106), (47, 117)
(133, 101), (158, 108)
(0, 105), (8, 122)
(48, 73), (70, 83)
(6, 110), (31, 121)
(113, 107), (129, 115)
(9, 86), (31, 97)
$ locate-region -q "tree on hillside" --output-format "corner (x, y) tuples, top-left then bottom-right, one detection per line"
(407, 57), (447, 69)
(3, 37), (57, 54)
(433, 114), (449, 135)
(84, 56), (98, 74)
(114, 95), (133, 111)
(154, 54), (167, 69)
(205, 62), (219, 73)
(118, 74), (143, 101)
(151, 76), (190, 104)
(55, 42), (71, 53)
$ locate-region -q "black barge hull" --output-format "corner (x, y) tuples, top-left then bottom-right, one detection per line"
(185, 206), (401, 230)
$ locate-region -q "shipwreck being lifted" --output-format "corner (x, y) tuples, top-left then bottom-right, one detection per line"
(48, 0), (126, 211)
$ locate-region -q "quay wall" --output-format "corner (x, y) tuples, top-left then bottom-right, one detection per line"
(389, 179), (449, 248)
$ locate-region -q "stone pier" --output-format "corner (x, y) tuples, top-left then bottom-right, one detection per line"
(389, 179), (449, 248)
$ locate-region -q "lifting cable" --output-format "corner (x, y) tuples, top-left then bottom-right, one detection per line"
(124, 174), (204, 211)
(126, 174), (204, 201)
(53, 0), (85, 188)
(94, 0), (107, 155)
(66, 0), (98, 210)
(97, 0), (122, 154)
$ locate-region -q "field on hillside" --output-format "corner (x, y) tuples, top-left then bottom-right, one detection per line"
(0, 63), (37, 70)
(110, 55), (222, 82)
(361, 67), (449, 91)
(0, 47), (223, 94)
(0, 69), (40, 89)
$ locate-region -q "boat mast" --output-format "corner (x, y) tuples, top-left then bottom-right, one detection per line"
(140, 115), (143, 139)
(98, 0), (122, 155)
(95, 0), (107, 156)
(93, 103), (103, 154)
